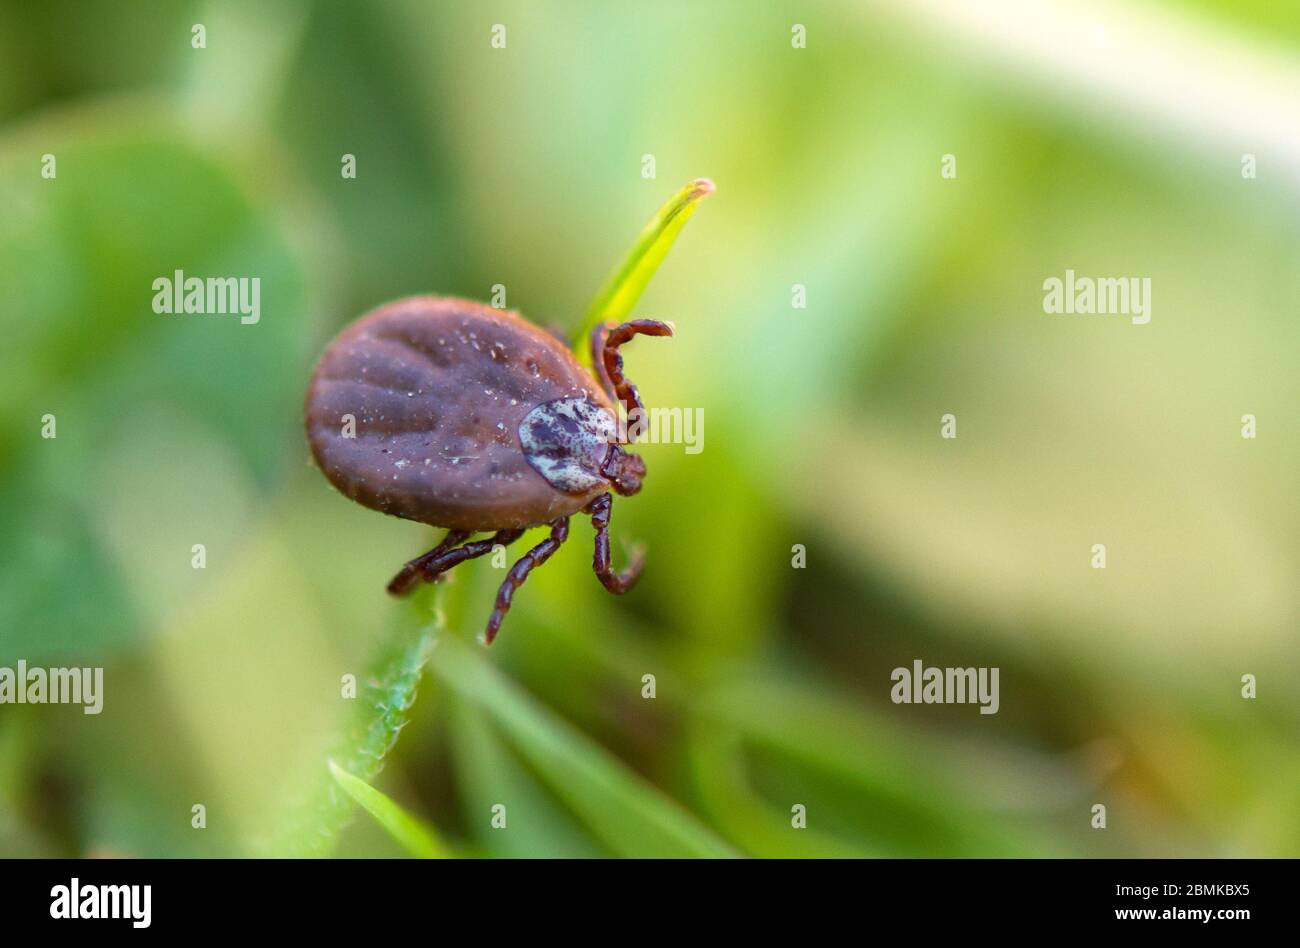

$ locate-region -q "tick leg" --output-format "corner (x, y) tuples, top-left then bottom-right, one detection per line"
(386, 530), (470, 596)
(484, 517), (571, 644)
(589, 322), (618, 404)
(415, 529), (526, 585)
(386, 528), (524, 597)
(598, 318), (673, 440)
(586, 492), (644, 594)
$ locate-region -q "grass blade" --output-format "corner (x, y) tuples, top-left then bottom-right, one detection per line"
(431, 636), (736, 858)
(447, 696), (603, 857)
(574, 177), (715, 361)
(267, 587), (443, 856)
(328, 759), (449, 858)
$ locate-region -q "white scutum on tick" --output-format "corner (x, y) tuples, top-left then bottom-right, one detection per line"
(519, 396), (616, 494)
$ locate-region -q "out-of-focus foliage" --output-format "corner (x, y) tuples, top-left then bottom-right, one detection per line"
(0, 0), (1296, 858)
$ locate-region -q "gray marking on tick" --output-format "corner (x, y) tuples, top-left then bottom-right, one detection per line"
(519, 396), (617, 494)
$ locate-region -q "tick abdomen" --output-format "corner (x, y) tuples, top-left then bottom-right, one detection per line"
(305, 296), (615, 530)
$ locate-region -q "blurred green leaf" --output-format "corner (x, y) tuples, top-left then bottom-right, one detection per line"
(448, 696), (603, 857)
(700, 674), (1062, 857)
(432, 637), (736, 858)
(328, 760), (449, 859)
(686, 732), (870, 858)
(574, 177), (715, 361)
(0, 107), (314, 661)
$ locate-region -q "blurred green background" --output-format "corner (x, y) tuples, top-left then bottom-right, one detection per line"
(1, 0), (1297, 858)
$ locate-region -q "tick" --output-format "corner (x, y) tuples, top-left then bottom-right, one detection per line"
(304, 296), (671, 643)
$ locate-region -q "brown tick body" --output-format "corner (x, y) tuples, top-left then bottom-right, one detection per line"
(304, 295), (669, 642)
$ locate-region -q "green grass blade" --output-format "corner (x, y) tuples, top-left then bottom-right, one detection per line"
(328, 759), (449, 859)
(574, 177), (715, 362)
(447, 696), (603, 857)
(266, 586), (443, 856)
(431, 637), (736, 858)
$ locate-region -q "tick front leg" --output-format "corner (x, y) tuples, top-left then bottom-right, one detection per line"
(386, 528), (524, 597)
(597, 318), (673, 437)
(484, 518), (571, 644)
(586, 492), (644, 594)
(589, 322), (617, 402)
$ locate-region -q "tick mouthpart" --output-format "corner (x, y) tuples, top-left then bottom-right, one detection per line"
(601, 444), (645, 496)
